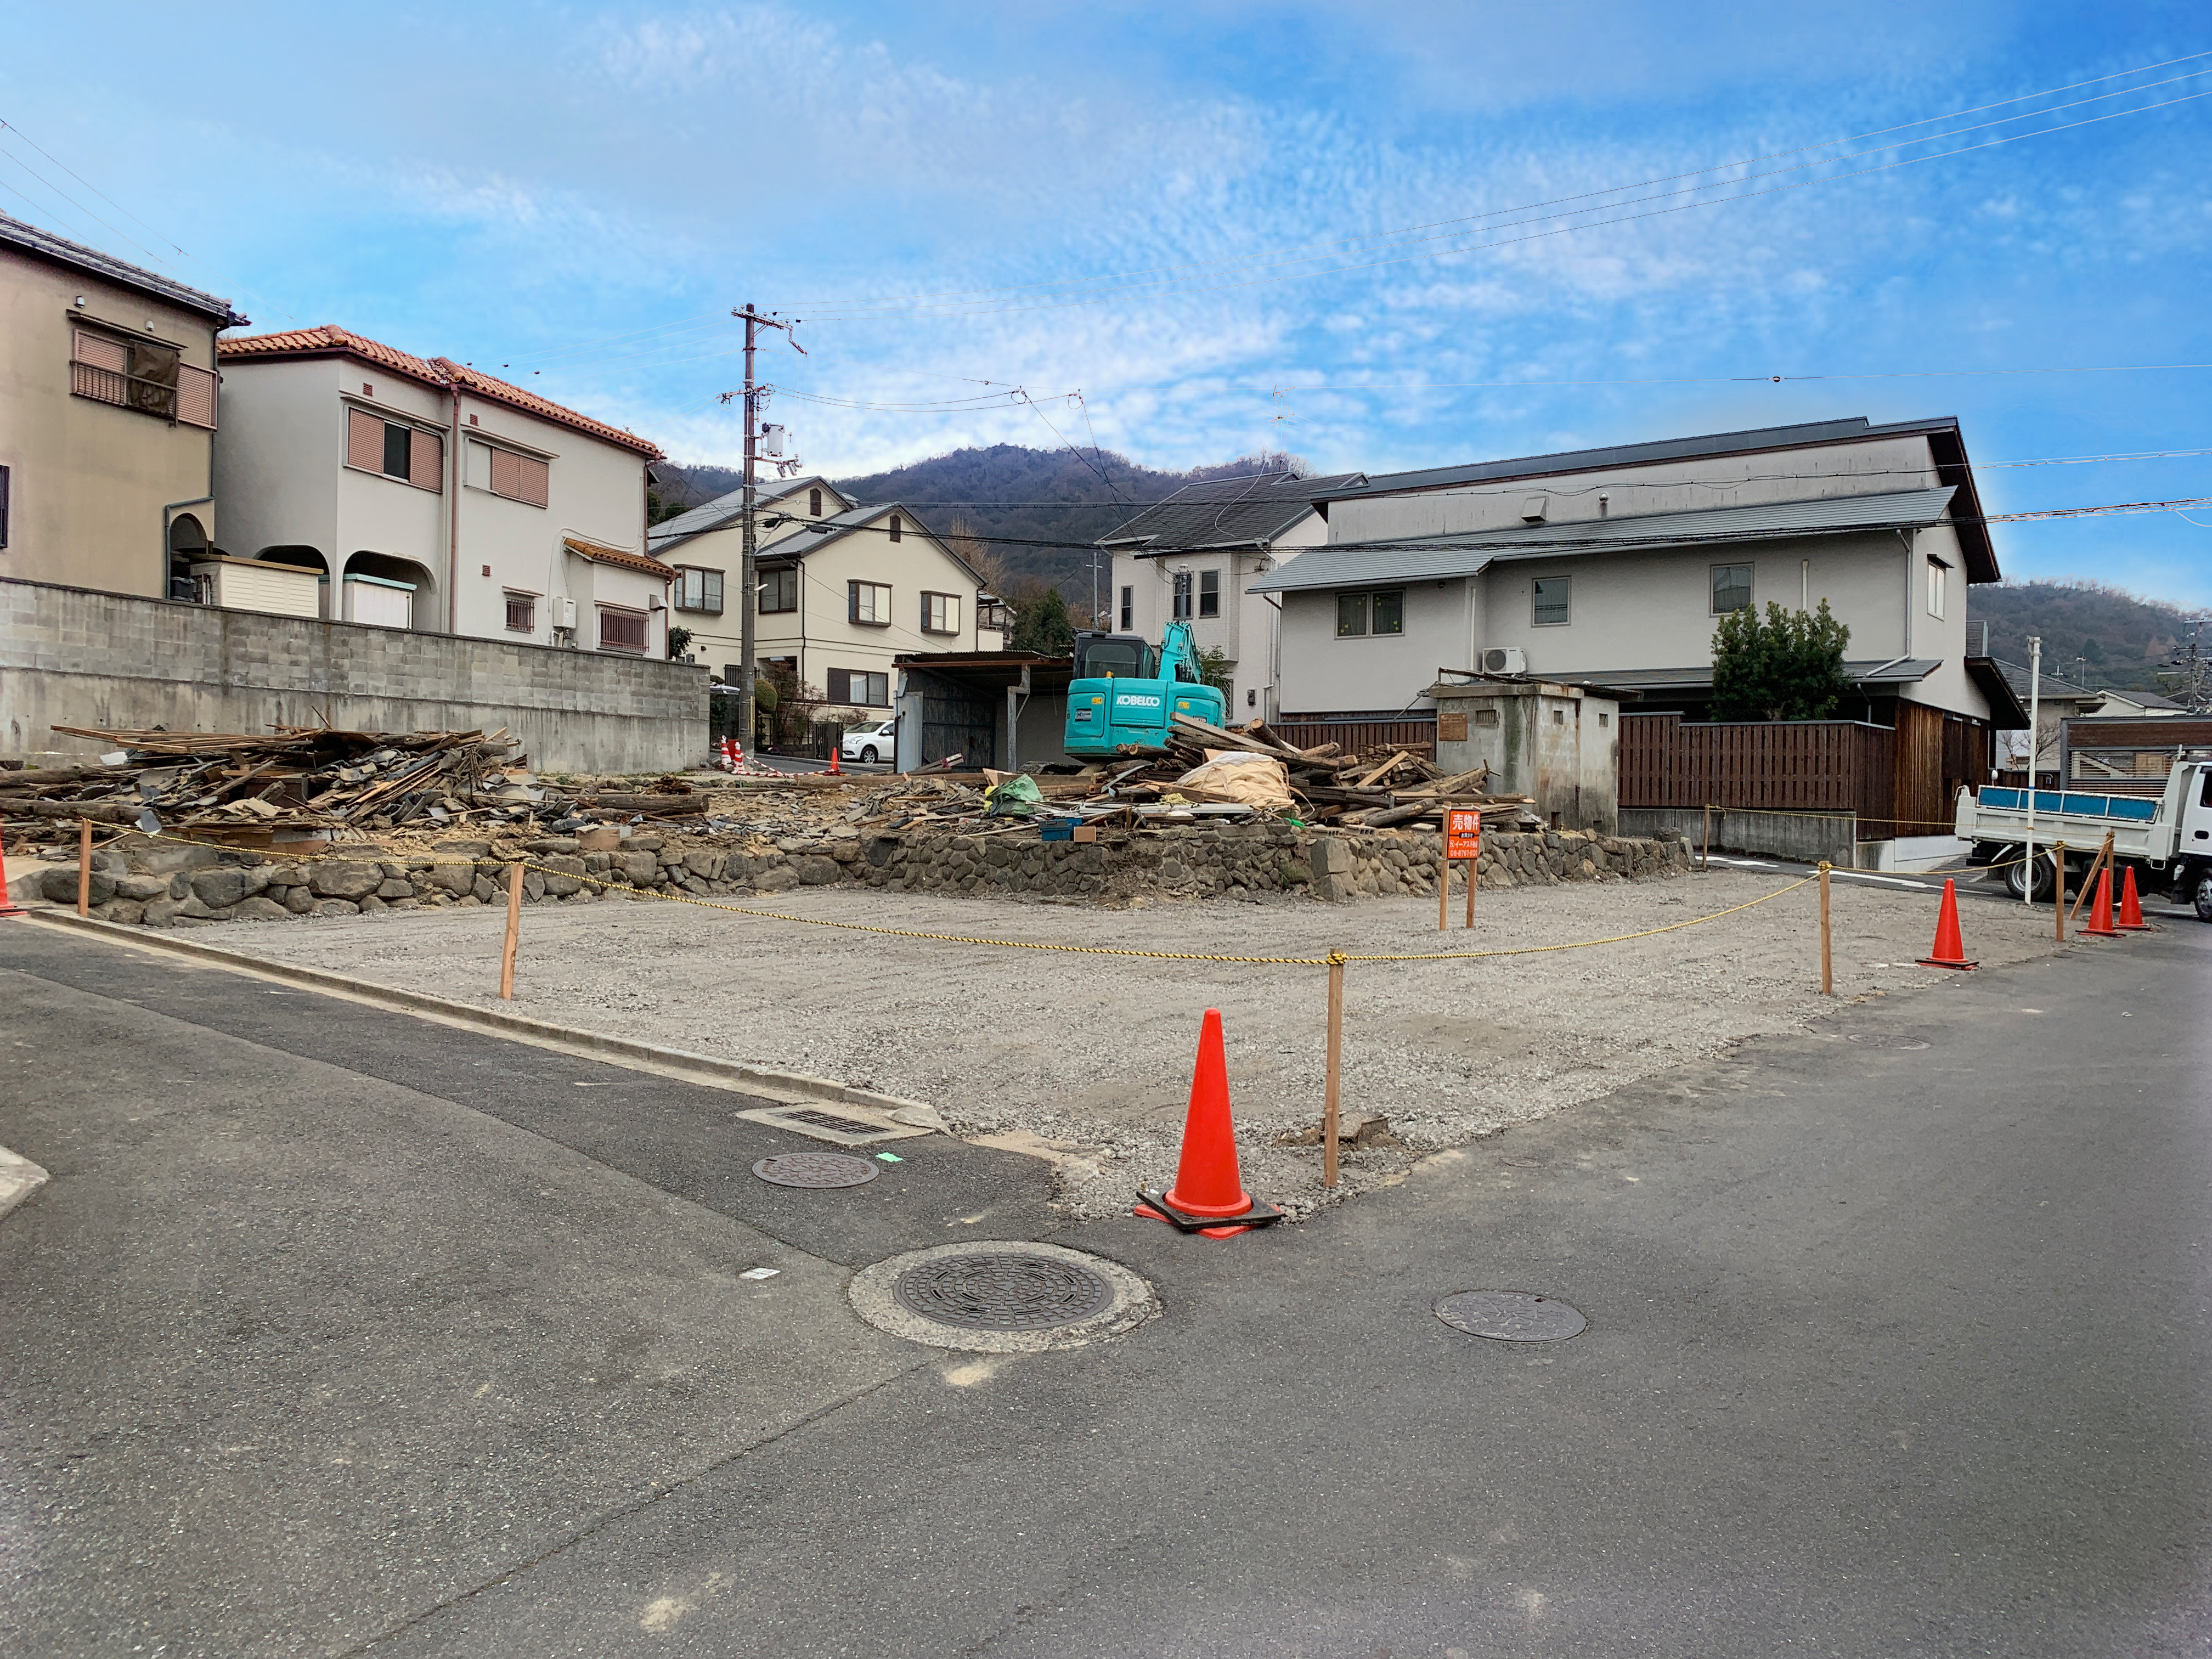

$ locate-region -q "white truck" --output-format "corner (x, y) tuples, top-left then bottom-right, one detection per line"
(1956, 760), (2212, 920)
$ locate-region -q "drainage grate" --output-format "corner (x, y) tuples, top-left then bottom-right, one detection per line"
(893, 1252), (1116, 1331)
(780, 1107), (885, 1136)
(1435, 1290), (1587, 1342)
(752, 1152), (881, 1189)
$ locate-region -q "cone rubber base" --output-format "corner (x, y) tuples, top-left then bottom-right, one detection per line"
(1134, 1187), (1283, 1238)
(1916, 955), (1977, 970)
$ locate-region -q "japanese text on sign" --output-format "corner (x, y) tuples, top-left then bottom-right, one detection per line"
(1446, 808), (1482, 862)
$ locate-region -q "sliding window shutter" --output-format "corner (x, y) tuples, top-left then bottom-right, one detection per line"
(176, 364), (218, 429)
(409, 428), (443, 491)
(489, 447), (522, 499)
(826, 668), (850, 703)
(517, 455), (550, 507)
(347, 409), (384, 470)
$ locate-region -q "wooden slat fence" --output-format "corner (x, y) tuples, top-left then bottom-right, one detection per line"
(1620, 713), (1899, 839)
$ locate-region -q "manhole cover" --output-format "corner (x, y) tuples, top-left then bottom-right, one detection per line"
(752, 1152), (879, 1188)
(849, 1242), (1158, 1352)
(1435, 1290), (1587, 1342)
(894, 1253), (1116, 1331)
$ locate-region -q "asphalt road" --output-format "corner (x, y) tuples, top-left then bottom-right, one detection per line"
(1, 913), (2205, 1657)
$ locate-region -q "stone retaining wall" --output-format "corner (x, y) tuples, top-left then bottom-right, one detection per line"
(41, 823), (1690, 927)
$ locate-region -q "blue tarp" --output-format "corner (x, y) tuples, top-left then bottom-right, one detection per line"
(1977, 787), (2157, 822)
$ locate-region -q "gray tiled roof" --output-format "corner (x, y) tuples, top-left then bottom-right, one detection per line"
(647, 475), (843, 555)
(1096, 470), (1368, 552)
(1248, 488), (1957, 594)
(1311, 416), (1963, 502)
(752, 504), (988, 587)
(0, 212), (247, 326)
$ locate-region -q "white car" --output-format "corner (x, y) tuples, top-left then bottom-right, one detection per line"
(840, 719), (897, 764)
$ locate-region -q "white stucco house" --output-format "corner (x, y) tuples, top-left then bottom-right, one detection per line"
(213, 326), (669, 656)
(1099, 469), (1364, 721)
(648, 490), (997, 718)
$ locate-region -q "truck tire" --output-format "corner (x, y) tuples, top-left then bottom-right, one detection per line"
(2004, 850), (2056, 902)
(2195, 867), (2212, 923)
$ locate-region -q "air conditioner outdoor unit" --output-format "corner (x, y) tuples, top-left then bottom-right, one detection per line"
(552, 597), (577, 630)
(1482, 646), (1527, 675)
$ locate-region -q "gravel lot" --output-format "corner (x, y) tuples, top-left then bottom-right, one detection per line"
(204, 866), (2065, 1216)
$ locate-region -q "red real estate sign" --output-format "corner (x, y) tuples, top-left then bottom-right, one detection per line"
(1445, 808), (1482, 862)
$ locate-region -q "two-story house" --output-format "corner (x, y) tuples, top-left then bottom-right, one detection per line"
(649, 490), (996, 716)
(1098, 469), (1365, 721)
(213, 326), (668, 655)
(0, 213), (247, 599)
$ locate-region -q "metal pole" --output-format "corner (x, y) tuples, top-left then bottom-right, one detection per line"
(1701, 803), (1711, 871)
(500, 862), (523, 1000)
(1818, 861), (1832, 995)
(738, 304), (760, 759)
(1323, 953), (1344, 1188)
(77, 819), (92, 917)
(2053, 838), (2067, 942)
(2024, 636), (2041, 905)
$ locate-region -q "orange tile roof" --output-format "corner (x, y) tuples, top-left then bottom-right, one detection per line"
(218, 325), (662, 458)
(563, 537), (675, 580)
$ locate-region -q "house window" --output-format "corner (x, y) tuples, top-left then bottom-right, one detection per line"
(921, 591), (961, 634)
(675, 567), (725, 614)
(597, 606), (648, 654)
(826, 668), (890, 707)
(809, 487), (822, 516)
(1198, 570), (1220, 618)
(760, 566), (798, 613)
(504, 591), (536, 633)
(1711, 562), (1753, 614)
(1119, 585), (1133, 631)
(71, 329), (217, 428)
(1927, 556), (1948, 618)
(1335, 589), (1404, 637)
(849, 580), (892, 625)
(1532, 576), (1571, 626)
(466, 439), (548, 506)
(1172, 572), (1193, 620)
(349, 409), (443, 491)
(888, 515), (902, 543)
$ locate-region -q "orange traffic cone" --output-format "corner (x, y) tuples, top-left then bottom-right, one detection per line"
(827, 744), (841, 776)
(1916, 878), (1978, 969)
(2116, 865), (2152, 930)
(2082, 864), (2123, 938)
(0, 831), (25, 919)
(1135, 1008), (1282, 1238)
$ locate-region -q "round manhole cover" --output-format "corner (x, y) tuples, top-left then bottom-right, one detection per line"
(1435, 1290), (1587, 1342)
(752, 1152), (879, 1189)
(850, 1242), (1158, 1352)
(894, 1252), (1116, 1331)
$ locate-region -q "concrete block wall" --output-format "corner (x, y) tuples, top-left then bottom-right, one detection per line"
(2, 577), (708, 774)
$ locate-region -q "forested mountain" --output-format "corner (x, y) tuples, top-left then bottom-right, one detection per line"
(1967, 580), (2204, 693)
(650, 444), (1305, 592)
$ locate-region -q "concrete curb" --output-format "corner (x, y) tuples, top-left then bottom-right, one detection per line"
(18, 910), (941, 1120)
(0, 1145), (50, 1223)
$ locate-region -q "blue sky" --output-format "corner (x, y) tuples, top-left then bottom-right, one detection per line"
(6, 2), (2212, 605)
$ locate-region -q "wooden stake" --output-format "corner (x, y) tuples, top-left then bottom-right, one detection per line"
(1818, 861), (1833, 995)
(77, 819), (92, 917)
(1438, 843), (1448, 932)
(499, 863), (524, 1000)
(1323, 954), (1345, 1188)
(2068, 829), (2116, 929)
(2053, 839), (2067, 942)
(1464, 858), (1476, 929)
(1701, 803), (1712, 871)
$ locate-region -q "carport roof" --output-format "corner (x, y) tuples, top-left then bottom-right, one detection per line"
(894, 650), (1073, 692)
(1248, 488), (1959, 594)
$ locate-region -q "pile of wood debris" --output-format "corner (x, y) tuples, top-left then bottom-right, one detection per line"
(0, 724), (720, 844)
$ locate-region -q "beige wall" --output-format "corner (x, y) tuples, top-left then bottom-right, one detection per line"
(216, 352), (658, 651)
(0, 246), (223, 597)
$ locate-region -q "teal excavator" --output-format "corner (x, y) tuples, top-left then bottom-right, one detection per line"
(1063, 620), (1226, 757)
